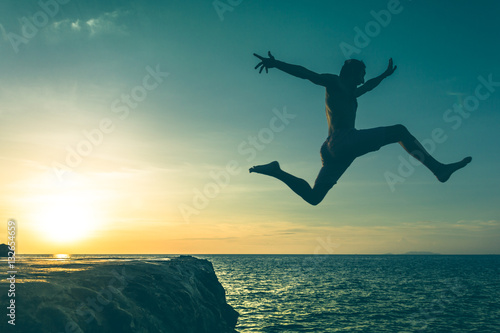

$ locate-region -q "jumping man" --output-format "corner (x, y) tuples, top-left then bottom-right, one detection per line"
(250, 51), (472, 205)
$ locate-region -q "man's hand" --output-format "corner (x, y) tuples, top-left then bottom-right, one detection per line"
(254, 51), (277, 74)
(355, 58), (397, 97)
(383, 58), (397, 78)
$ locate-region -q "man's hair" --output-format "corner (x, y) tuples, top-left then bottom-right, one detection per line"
(340, 59), (366, 78)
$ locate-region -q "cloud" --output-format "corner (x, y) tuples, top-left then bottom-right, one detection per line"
(47, 9), (129, 40)
(84, 10), (129, 36)
(206, 220), (500, 254)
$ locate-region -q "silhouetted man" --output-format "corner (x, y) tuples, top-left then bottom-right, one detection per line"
(250, 52), (471, 205)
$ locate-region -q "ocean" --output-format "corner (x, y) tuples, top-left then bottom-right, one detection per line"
(203, 255), (500, 332)
(2, 254), (499, 332)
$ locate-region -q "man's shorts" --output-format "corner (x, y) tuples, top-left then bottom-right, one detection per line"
(315, 127), (388, 189)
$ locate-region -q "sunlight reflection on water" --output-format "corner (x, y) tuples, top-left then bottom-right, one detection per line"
(53, 253), (71, 260)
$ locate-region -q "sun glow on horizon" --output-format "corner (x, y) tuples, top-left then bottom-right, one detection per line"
(53, 254), (71, 259)
(35, 193), (101, 244)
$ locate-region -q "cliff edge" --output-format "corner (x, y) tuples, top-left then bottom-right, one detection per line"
(2, 255), (238, 333)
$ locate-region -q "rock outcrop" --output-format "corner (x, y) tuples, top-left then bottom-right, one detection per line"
(2, 255), (238, 333)
(0, 243), (9, 257)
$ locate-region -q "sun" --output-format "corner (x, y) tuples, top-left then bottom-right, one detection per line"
(37, 195), (99, 243)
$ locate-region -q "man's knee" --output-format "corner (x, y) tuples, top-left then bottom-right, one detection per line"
(390, 124), (410, 141)
(395, 124), (409, 134)
(307, 197), (322, 206)
(306, 186), (331, 206)
(308, 196), (322, 206)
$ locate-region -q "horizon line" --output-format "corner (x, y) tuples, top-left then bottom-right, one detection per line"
(9, 253), (500, 256)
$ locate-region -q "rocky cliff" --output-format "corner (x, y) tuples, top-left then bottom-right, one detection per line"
(3, 255), (238, 333)
(0, 243), (9, 257)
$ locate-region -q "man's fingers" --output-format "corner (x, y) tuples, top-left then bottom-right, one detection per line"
(253, 53), (264, 60)
(254, 52), (273, 73)
(265, 67), (268, 74)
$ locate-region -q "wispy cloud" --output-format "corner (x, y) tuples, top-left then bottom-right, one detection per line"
(47, 9), (129, 40)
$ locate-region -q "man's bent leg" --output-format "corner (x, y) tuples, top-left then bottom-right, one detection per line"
(250, 162), (338, 205)
(381, 124), (471, 182)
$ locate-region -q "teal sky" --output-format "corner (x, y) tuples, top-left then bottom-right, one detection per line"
(0, 0), (499, 254)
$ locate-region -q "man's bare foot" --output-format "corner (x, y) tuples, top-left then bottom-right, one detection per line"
(435, 156), (472, 183)
(249, 161), (282, 177)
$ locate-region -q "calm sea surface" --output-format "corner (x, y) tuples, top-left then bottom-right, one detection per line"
(10, 254), (500, 332)
(201, 255), (500, 333)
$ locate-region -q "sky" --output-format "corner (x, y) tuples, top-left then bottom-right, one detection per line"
(0, 0), (499, 254)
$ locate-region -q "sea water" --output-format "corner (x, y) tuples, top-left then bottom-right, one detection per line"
(202, 255), (500, 332)
(3, 254), (499, 332)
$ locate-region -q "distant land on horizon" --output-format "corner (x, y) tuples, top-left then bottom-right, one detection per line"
(383, 251), (441, 255)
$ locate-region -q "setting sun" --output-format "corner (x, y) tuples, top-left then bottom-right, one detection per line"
(36, 194), (99, 243)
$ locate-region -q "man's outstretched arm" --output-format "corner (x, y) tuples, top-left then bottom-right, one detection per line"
(254, 51), (336, 87)
(355, 58), (397, 97)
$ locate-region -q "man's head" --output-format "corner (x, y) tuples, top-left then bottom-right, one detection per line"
(340, 59), (366, 85)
